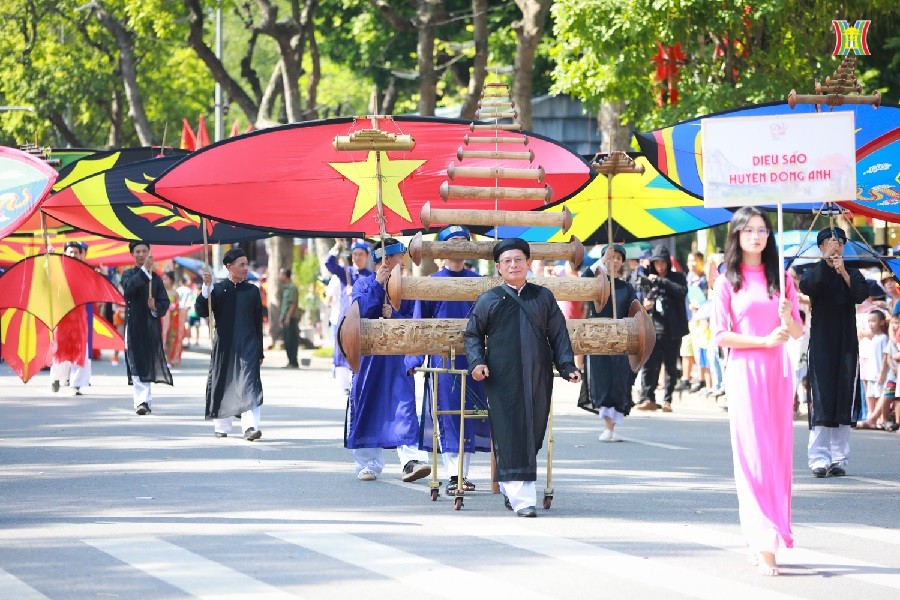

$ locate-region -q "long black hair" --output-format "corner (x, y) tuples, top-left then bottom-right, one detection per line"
(723, 206), (779, 297)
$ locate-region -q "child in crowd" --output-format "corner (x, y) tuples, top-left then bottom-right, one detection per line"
(859, 309), (888, 427)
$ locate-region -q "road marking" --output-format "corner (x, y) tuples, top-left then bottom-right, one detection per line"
(628, 522), (900, 590)
(801, 523), (900, 546)
(0, 569), (50, 599)
(466, 524), (803, 600)
(269, 530), (550, 600)
(616, 436), (689, 450)
(85, 537), (300, 600)
(844, 475), (900, 489)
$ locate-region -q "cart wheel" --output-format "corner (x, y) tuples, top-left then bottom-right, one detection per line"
(454, 496), (463, 511)
(542, 495), (552, 510)
(430, 488), (439, 501)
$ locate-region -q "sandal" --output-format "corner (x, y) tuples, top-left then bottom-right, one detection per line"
(447, 477), (476, 494)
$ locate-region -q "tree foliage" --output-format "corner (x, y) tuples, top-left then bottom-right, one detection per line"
(550, 0), (900, 131)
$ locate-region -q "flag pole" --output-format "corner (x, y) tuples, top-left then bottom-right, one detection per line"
(202, 218), (215, 338)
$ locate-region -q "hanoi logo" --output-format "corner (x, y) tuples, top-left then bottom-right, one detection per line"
(832, 20), (871, 56)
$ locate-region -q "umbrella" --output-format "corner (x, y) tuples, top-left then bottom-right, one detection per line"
(0, 308), (52, 383)
(0, 146), (59, 239)
(147, 116), (593, 237)
(489, 155), (734, 243)
(42, 156), (270, 244)
(0, 231), (199, 268)
(784, 239), (886, 272)
(0, 254), (123, 329)
(173, 256), (259, 281)
(635, 101), (900, 219)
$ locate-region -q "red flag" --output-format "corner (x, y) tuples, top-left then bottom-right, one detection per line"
(197, 116), (211, 148)
(180, 119), (197, 151)
(229, 119), (241, 138)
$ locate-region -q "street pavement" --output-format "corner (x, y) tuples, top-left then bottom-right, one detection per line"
(0, 336), (898, 599)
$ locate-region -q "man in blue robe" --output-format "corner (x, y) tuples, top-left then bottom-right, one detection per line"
(324, 239), (372, 395)
(405, 226), (491, 494)
(346, 238), (431, 482)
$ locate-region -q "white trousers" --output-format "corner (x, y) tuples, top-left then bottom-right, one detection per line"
(51, 356), (91, 389)
(133, 379), (152, 409)
(352, 444), (428, 477)
(214, 407), (261, 434)
(441, 452), (471, 480)
(807, 425), (851, 469)
(598, 406), (625, 426)
(335, 366), (353, 394)
(499, 481), (537, 512)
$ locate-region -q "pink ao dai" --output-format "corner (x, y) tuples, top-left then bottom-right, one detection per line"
(711, 263), (801, 553)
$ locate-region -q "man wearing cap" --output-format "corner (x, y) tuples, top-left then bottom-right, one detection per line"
(324, 238), (373, 394)
(465, 238), (581, 517)
(405, 226), (491, 494)
(121, 241), (172, 415)
(800, 227), (869, 477)
(49, 242), (93, 396)
(197, 248), (265, 440)
(346, 238), (431, 482)
(636, 244), (689, 412)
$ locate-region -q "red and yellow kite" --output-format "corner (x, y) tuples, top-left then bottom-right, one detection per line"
(0, 254), (123, 329)
(148, 116), (593, 237)
(0, 231), (199, 268)
(0, 308), (51, 383)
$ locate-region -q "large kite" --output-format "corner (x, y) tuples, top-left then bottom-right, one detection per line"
(148, 116), (593, 237)
(0, 147), (59, 239)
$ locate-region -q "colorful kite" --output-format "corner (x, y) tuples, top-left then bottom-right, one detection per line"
(0, 147), (59, 240)
(491, 155), (734, 243)
(0, 231), (199, 268)
(43, 156), (269, 244)
(148, 116), (593, 236)
(0, 308), (52, 383)
(91, 313), (125, 352)
(53, 147), (189, 192)
(635, 101), (900, 219)
(0, 254), (123, 329)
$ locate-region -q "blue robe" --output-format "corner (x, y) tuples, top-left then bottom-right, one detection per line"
(404, 267), (491, 454)
(324, 253), (372, 369)
(345, 274), (419, 449)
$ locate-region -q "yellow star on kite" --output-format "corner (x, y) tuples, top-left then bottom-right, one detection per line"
(329, 152), (425, 224)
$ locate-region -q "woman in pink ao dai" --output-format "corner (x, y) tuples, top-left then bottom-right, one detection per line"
(710, 207), (803, 577)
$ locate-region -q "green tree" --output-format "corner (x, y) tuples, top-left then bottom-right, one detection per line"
(550, 1), (900, 132)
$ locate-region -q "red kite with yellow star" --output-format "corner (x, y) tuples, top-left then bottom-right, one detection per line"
(147, 116), (592, 236)
(0, 254), (123, 330)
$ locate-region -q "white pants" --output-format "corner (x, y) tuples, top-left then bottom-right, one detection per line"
(335, 366), (353, 394)
(807, 425), (851, 469)
(352, 444), (428, 477)
(441, 452), (471, 480)
(51, 356), (91, 389)
(133, 379), (152, 409)
(214, 407), (261, 434)
(499, 481), (537, 512)
(598, 406), (625, 426)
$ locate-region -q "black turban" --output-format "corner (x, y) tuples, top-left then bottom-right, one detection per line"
(128, 241), (150, 253)
(492, 237), (531, 262)
(816, 227), (847, 246)
(223, 248), (247, 266)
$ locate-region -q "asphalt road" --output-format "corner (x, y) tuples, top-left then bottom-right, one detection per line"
(0, 340), (898, 599)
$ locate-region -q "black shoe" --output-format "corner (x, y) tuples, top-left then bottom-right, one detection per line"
(74, 388), (82, 396)
(51, 380), (60, 393)
(516, 506), (537, 518)
(503, 495), (512, 511)
(214, 432), (227, 438)
(401, 461), (431, 482)
(674, 379), (690, 391)
(135, 403), (150, 416)
(828, 464), (846, 477)
(689, 381), (706, 393)
(282, 363), (300, 369)
(243, 428), (262, 441)
(811, 467), (828, 478)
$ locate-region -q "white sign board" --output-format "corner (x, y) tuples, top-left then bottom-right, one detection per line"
(701, 111), (856, 207)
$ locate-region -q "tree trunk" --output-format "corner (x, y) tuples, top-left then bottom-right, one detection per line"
(89, 2), (153, 144)
(106, 87), (123, 148)
(598, 100), (631, 152)
(48, 112), (83, 148)
(305, 20), (320, 120)
(458, 0), (489, 120)
(265, 236), (295, 343)
(416, 1), (439, 116)
(258, 60), (284, 126)
(512, 0), (552, 130)
(183, 0), (259, 122)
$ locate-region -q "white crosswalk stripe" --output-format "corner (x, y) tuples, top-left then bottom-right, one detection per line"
(85, 537), (301, 600)
(268, 530), (551, 600)
(800, 523), (900, 546)
(0, 568), (50, 600)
